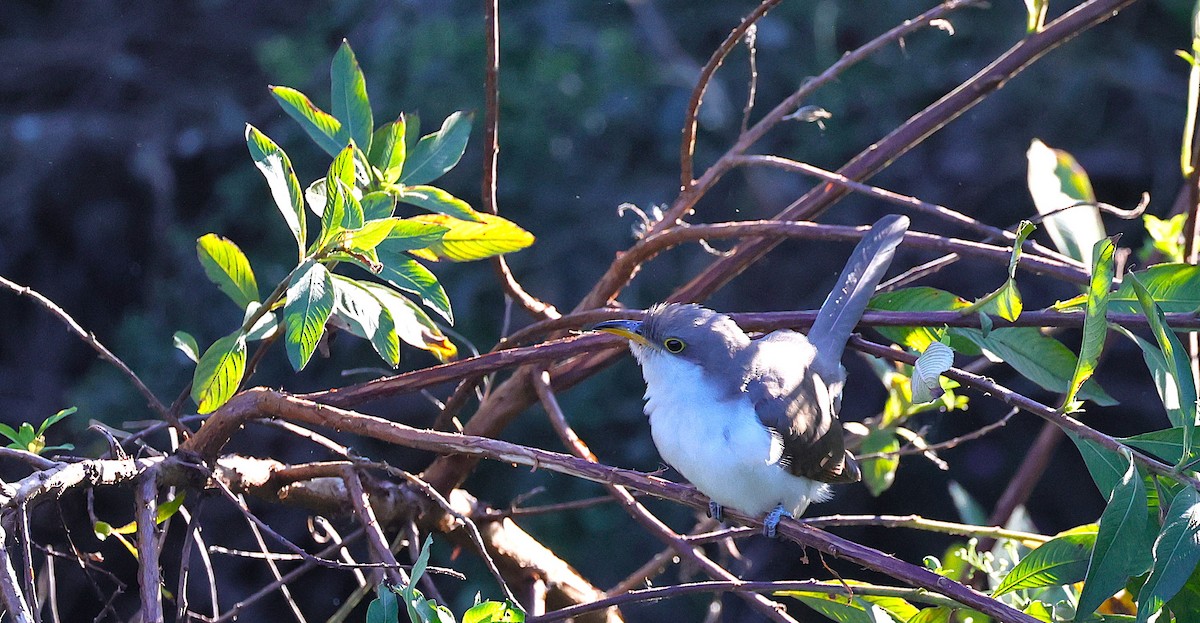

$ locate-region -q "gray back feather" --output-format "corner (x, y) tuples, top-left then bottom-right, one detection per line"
(808, 215), (909, 377)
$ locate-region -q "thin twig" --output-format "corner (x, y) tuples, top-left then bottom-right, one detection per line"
(0, 522), (34, 623)
(856, 410), (1018, 461)
(342, 467), (406, 587)
(0, 275), (178, 432)
(238, 492), (307, 623)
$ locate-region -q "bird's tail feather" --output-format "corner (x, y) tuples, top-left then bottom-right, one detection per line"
(808, 215), (909, 373)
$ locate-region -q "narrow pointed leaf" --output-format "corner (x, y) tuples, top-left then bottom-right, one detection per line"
(370, 248), (452, 323)
(330, 40), (373, 153)
(1057, 263), (1200, 314)
(1077, 450), (1153, 619)
(1068, 432), (1130, 499)
(342, 219), (402, 254)
(400, 111), (473, 185)
(331, 275), (400, 366)
(191, 330), (247, 413)
(368, 116), (407, 184)
(270, 86), (344, 156)
(284, 260), (335, 370)
(869, 287), (975, 352)
(378, 220), (449, 253)
(406, 213), (535, 262)
(246, 125), (306, 258)
(1136, 488), (1200, 622)
(395, 185), (482, 222)
(1009, 220), (1036, 279)
(1064, 237), (1116, 409)
(1027, 139), (1104, 262)
(1130, 273), (1198, 464)
(196, 234), (259, 308)
(995, 527), (1097, 595)
(360, 282), (457, 361)
(1123, 427), (1191, 465)
(860, 428), (900, 497)
(779, 592), (897, 623)
(1113, 325), (1187, 427)
(1025, 0), (1048, 32)
(957, 327), (1116, 406)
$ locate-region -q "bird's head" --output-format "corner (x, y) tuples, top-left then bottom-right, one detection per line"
(591, 303), (750, 369)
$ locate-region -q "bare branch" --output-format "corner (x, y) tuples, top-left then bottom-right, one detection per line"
(135, 472), (164, 623)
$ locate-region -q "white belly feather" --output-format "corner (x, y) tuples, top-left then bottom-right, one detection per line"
(632, 348), (829, 517)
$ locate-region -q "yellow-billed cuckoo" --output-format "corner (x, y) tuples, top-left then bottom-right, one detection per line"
(593, 215), (909, 537)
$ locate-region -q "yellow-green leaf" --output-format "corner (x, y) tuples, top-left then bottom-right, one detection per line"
(191, 330), (247, 414)
(246, 125), (306, 259)
(407, 213), (534, 262)
(1027, 139), (1105, 263)
(196, 234), (259, 309)
(284, 260), (335, 370)
(270, 85), (344, 157)
(1064, 237), (1115, 409)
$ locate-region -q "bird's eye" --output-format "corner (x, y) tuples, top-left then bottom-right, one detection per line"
(663, 338), (686, 353)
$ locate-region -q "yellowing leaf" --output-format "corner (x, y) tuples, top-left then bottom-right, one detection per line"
(407, 213), (534, 262)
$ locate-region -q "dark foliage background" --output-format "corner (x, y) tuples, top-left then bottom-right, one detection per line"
(1, 0), (1195, 620)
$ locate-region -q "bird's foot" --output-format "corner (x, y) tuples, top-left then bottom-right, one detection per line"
(707, 501), (724, 522)
(762, 504), (792, 538)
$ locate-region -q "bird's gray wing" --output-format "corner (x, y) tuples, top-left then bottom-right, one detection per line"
(742, 331), (861, 484)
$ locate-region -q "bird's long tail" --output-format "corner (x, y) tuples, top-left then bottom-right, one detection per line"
(808, 215), (909, 374)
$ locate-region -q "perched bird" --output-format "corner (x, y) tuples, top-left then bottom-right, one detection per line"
(593, 215), (909, 536)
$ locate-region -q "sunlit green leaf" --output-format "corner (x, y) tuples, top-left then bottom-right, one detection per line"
(154, 492), (187, 524)
(462, 601), (525, 623)
(1137, 488), (1200, 622)
(245, 125), (307, 259)
(191, 330), (247, 414)
(330, 40), (373, 154)
(1130, 273), (1198, 464)
(361, 191), (397, 221)
(371, 250), (452, 324)
(368, 116), (407, 184)
(378, 220), (449, 254)
(400, 111), (473, 185)
(1025, 0), (1048, 32)
(360, 282), (457, 361)
(196, 234), (259, 309)
(394, 185), (481, 222)
(242, 302), (278, 342)
(995, 526), (1097, 595)
(777, 590), (898, 623)
(1064, 238), (1115, 409)
(1058, 263), (1200, 314)
(1027, 138), (1104, 263)
(406, 213), (535, 262)
(37, 406), (77, 437)
(331, 275), (400, 367)
(342, 219), (403, 254)
(1142, 213), (1187, 263)
(957, 327), (1116, 406)
(868, 287), (978, 353)
(284, 260), (334, 370)
(270, 85), (344, 156)
(908, 607), (954, 623)
(1122, 427), (1194, 466)
(1077, 450), (1153, 618)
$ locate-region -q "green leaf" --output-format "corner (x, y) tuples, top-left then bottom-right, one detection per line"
(1114, 326), (1189, 428)
(368, 116), (407, 184)
(1024, 600), (1054, 622)
(342, 218), (403, 254)
(330, 40), (373, 154)
(1166, 559), (1200, 623)
(366, 583), (400, 623)
(242, 302), (279, 342)
(330, 275), (400, 366)
(948, 481), (988, 526)
(1059, 263), (1200, 314)
(400, 111), (473, 185)
(1141, 213), (1187, 263)
(37, 406), (77, 437)
(284, 260), (335, 370)
(957, 327), (1116, 406)
(860, 428), (900, 497)
(360, 282), (457, 361)
(0, 423), (21, 446)
(394, 185), (482, 222)
(406, 213), (535, 262)
(1027, 138), (1105, 263)
(269, 85), (344, 157)
(1064, 238), (1116, 409)
(1077, 449), (1153, 619)
(361, 191), (397, 221)
(245, 125), (306, 259)
(1130, 273), (1198, 464)
(155, 492), (186, 524)
(1137, 488), (1200, 622)
(868, 287), (977, 353)
(1068, 432), (1131, 500)
(463, 601), (525, 623)
(778, 591), (898, 623)
(908, 607), (954, 623)
(1122, 427), (1194, 466)
(1010, 220), (1036, 279)
(372, 249), (453, 323)
(191, 330), (247, 414)
(173, 331), (200, 362)
(378, 220), (449, 253)
(995, 526), (1097, 595)
(196, 234), (259, 309)
(912, 342), (953, 404)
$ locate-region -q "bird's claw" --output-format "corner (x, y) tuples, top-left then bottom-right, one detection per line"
(763, 504), (792, 538)
(708, 501), (724, 522)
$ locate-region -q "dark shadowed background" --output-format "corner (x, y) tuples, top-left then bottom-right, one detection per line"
(1, 0), (1194, 620)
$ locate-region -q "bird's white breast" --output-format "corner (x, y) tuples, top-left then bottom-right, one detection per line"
(631, 346), (829, 517)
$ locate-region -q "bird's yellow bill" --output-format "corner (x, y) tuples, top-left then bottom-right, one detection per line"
(591, 319), (649, 346)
